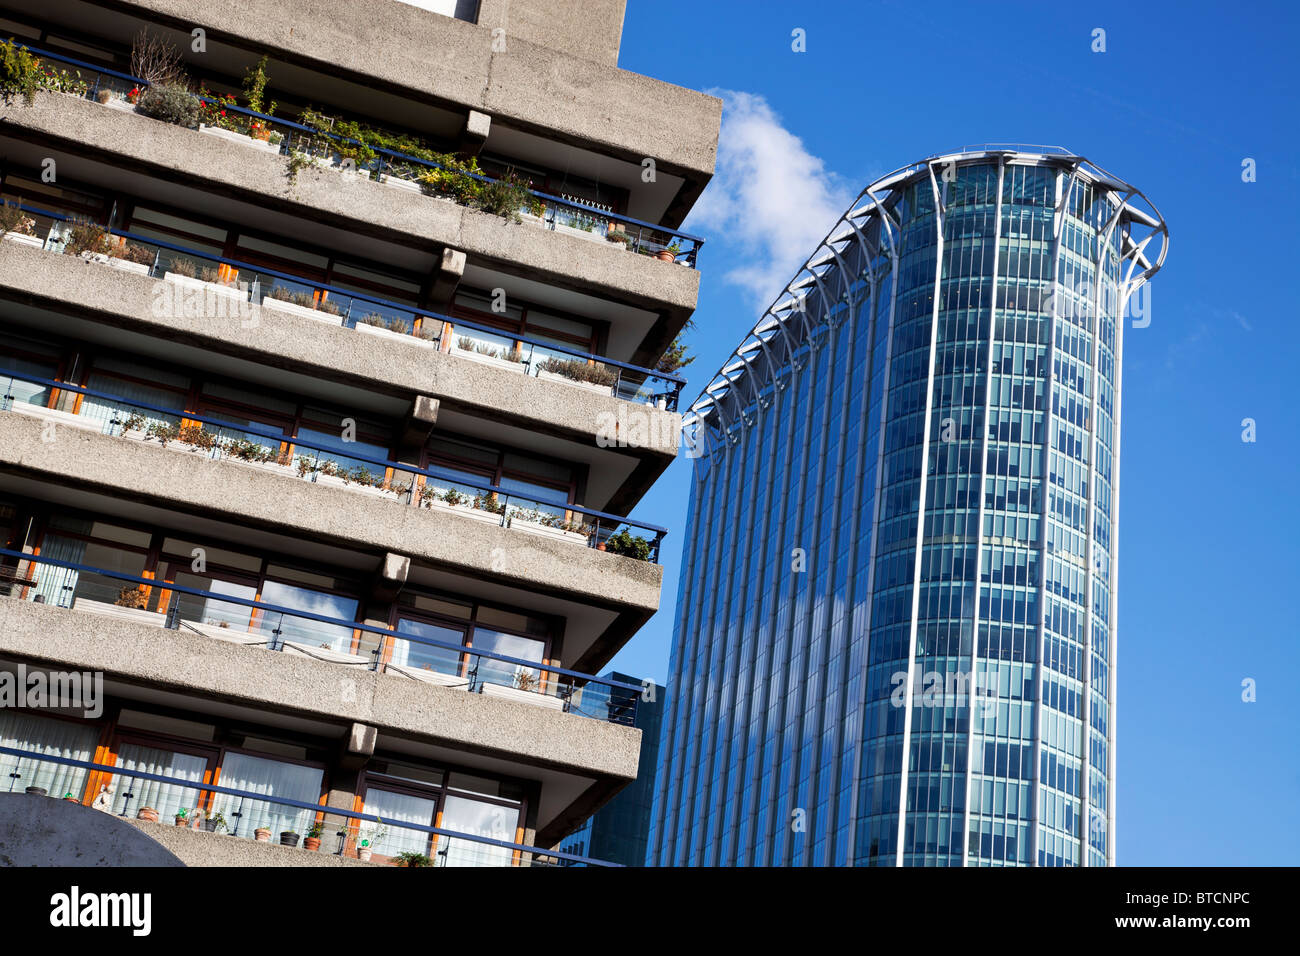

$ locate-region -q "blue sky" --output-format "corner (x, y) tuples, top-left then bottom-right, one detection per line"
(606, 0), (1300, 866)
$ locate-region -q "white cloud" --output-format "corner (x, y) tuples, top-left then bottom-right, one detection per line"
(685, 90), (853, 312)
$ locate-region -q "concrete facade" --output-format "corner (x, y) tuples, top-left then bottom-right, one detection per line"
(100, 0), (719, 184)
(0, 413), (664, 614)
(0, 241), (684, 463)
(3, 92), (701, 324)
(0, 600), (642, 781)
(0, 1), (717, 866)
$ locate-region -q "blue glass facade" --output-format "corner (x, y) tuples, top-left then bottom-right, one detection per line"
(649, 150), (1166, 867)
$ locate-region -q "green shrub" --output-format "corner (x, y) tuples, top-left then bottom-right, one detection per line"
(136, 84), (200, 128)
(0, 200), (36, 236)
(536, 357), (618, 387)
(0, 38), (40, 105)
(63, 220), (113, 257)
(603, 529), (651, 561)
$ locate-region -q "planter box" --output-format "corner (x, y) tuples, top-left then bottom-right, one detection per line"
(4, 402), (104, 435)
(381, 175), (423, 193)
(508, 516), (589, 545)
(426, 497), (504, 526)
(164, 272), (247, 300)
(198, 124), (282, 155)
(451, 344), (527, 375)
(281, 641), (372, 667)
(1, 232), (43, 250)
(181, 621), (268, 646)
(551, 222), (607, 244)
(534, 368), (613, 397)
(106, 257), (152, 276)
(309, 472), (400, 500)
(355, 322), (438, 349)
(72, 599), (168, 629)
(260, 296), (344, 327)
(384, 663), (469, 689)
(480, 682), (566, 711)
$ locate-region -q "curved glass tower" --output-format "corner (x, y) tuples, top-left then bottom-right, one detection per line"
(650, 148), (1167, 866)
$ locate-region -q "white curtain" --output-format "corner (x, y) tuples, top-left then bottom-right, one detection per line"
(30, 534), (86, 608)
(113, 744), (206, 820)
(361, 787), (437, 859)
(0, 713), (98, 798)
(439, 794), (515, 867)
(215, 752), (323, 840)
(78, 373), (179, 433)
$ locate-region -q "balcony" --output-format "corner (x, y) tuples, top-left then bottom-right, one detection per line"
(1, 751), (617, 867)
(0, 367), (666, 564)
(0, 43), (704, 315)
(1, 197), (689, 414)
(0, 546), (641, 724)
(22, 0), (717, 182)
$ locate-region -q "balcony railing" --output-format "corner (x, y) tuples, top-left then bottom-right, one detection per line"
(0, 546), (642, 726)
(12, 41), (705, 267)
(0, 746), (613, 866)
(1, 198), (687, 412)
(0, 368), (667, 563)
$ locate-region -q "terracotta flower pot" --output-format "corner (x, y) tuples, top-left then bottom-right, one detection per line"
(358, 847), (373, 862)
(63, 797), (80, 804)
(24, 787), (47, 796)
(254, 828), (271, 842)
(656, 249), (676, 262)
(304, 837), (322, 852)
(137, 807), (159, 823)
(174, 816), (188, 827)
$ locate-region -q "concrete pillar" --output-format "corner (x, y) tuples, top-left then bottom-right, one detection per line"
(459, 109), (491, 156)
(429, 247), (466, 309)
(397, 395), (439, 465)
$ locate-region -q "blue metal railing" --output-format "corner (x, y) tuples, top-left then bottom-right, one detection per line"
(2, 198), (686, 411)
(0, 746), (616, 866)
(0, 545), (642, 725)
(11, 40), (705, 267)
(0, 368), (666, 562)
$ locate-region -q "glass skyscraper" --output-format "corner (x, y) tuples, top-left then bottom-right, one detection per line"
(650, 148), (1168, 866)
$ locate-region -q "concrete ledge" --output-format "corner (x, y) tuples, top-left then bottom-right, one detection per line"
(1, 92), (701, 319)
(106, 0), (720, 181)
(0, 599), (642, 781)
(0, 241), (682, 461)
(0, 413), (663, 613)
(123, 818), (381, 866)
(0, 793), (185, 866)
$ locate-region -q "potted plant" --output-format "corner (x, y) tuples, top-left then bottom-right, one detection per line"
(203, 809), (227, 833)
(279, 830), (300, 847)
(602, 529), (653, 561)
(174, 807), (191, 827)
(356, 820), (387, 861)
(391, 851), (431, 868)
(254, 826), (272, 842)
(303, 822), (325, 852)
(260, 286), (344, 327)
(0, 201), (41, 249)
(63, 792), (80, 804)
(137, 807), (160, 823)
(656, 240), (682, 263)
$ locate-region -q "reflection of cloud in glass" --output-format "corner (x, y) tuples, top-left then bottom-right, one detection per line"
(261, 582), (358, 652)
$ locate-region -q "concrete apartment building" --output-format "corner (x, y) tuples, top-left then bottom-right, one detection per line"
(0, 0), (718, 866)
